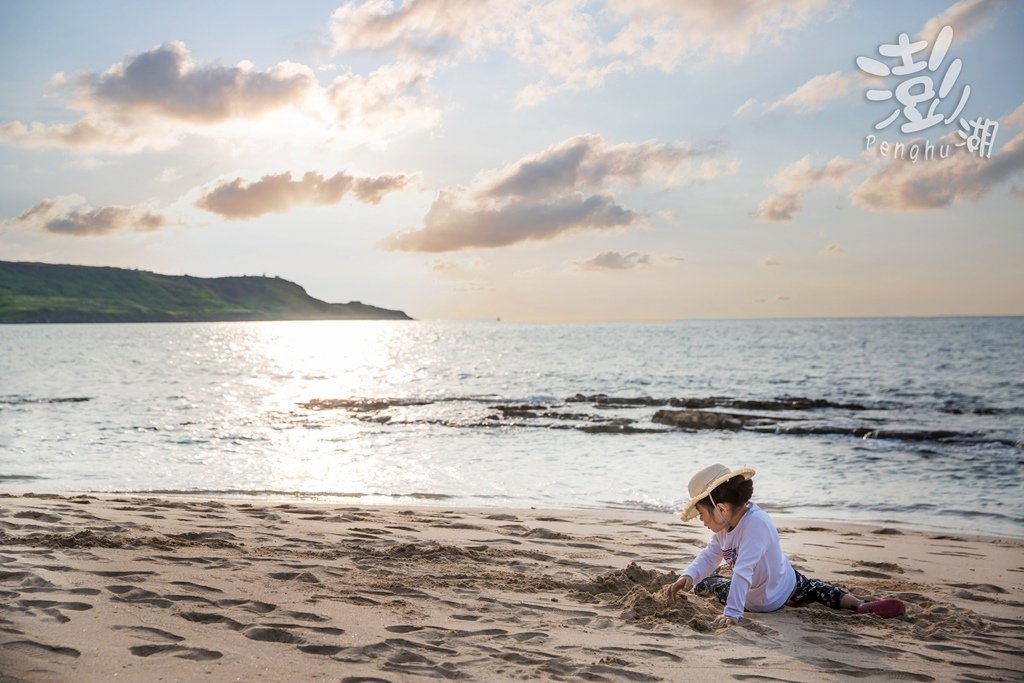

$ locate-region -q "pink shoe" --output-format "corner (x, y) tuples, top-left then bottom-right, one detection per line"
(856, 598), (905, 618)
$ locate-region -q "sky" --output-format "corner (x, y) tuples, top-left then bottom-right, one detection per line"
(1, 0), (1022, 322)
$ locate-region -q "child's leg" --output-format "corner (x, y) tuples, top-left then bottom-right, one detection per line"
(694, 575), (731, 605)
(787, 570), (848, 609)
(788, 570), (905, 617)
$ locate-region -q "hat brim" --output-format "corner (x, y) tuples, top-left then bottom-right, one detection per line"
(680, 467), (755, 521)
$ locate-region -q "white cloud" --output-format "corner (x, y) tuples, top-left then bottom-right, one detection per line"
(820, 243), (846, 257)
(760, 256), (781, 266)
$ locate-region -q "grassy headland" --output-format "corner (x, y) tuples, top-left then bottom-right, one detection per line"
(0, 261), (412, 323)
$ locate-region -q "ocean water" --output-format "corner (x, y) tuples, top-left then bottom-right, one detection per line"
(1, 318), (1022, 538)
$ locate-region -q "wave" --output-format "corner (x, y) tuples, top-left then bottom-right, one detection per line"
(96, 488), (463, 501)
(0, 396), (91, 405)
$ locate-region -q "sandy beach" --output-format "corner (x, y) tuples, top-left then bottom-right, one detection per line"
(1, 494), (1021, 682)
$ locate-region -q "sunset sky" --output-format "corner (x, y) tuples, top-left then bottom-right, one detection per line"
(1, 0), (1022, 321)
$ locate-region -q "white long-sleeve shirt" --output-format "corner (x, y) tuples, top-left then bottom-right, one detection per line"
(680, 503), (796, 620)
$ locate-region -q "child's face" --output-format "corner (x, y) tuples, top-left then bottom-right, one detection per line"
(697, 502), (730, 532)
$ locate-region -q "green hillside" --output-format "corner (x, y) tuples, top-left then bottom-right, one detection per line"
(0, 261), (412, 323)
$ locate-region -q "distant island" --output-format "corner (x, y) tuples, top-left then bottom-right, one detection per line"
(0, 261), (412, 323)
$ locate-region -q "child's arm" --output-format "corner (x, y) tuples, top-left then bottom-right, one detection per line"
(669, 534), (723, 600)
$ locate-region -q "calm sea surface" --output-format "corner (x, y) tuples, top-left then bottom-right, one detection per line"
(1, 318), (1022, 537)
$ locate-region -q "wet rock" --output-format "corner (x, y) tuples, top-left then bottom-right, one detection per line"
(652, 409), (748, 431)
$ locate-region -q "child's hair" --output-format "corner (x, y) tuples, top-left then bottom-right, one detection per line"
(695, 474), (754, 512)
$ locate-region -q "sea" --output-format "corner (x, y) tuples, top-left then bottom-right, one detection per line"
(1, 317), (1022, 538)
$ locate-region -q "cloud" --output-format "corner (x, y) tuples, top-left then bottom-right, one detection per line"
(195, 170), (415, 219)
(479, 134), (724, 198)
(753, 1), (1000, 120)
(0, 117), (169, 152)
(760, 256), (781, 267)
(329, 0), (837, 106)
(735, 97), (759, 116)
(0, 42), (440, 152)
(850, 131), (1024, 211)
(757, 154), (864, 222)
(10, 195), (167, 236)
(383, 190), (636, 252)
(1004, 102), (1024, 129)
(330, 0), (497, 58)
(382, 134), (727, 252)
(764, 71), (866, 114)
(326, 60), (441, 139)
(157, 168), (183, 183)
(918, 0), (1004, 43)
(755, 193), (800, 222)
(820, 243), (847, 257)
(575, 251), (651, 270)
(73, 41), (315, 124)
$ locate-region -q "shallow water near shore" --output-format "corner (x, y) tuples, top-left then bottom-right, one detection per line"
(1, 317), (1022, 537)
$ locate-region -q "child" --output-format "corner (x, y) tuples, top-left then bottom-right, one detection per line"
(668, 464), (905, 628)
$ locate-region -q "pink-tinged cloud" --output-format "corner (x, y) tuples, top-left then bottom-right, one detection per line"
(74, 42), (315, 124)
(0, 117), (166, 152)
(575, 251), (651, 270)
(918, 0), (1004, 43)
(820, 243), (847, 257)
(850, 132), (1024, 211)
(382, 191), (636, 252)
(753, 1), (1001, 121)
(0, 43), (441, 152)
(480, 134), (725, 198)
(756, 154), (864, 222)
(756, 193), (800, 222)
(11, 196), (167, 236)
(330, 0), (836, 106)
(382, 133), (728, 252)
(764, 72), (866, 114)
(195, 171), (415, 220)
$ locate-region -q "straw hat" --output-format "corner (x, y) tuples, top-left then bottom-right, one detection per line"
(680, 463), (756, 521)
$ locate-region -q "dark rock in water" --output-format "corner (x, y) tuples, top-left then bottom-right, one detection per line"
(568, 393), (667, 406)
(652, 409), (748, 431)
(568, 394), (867, 411)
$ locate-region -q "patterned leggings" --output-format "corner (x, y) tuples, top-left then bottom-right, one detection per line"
(696, 568), (849, 611)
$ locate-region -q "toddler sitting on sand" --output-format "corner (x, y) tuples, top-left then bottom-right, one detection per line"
(668, 464), (906, 628)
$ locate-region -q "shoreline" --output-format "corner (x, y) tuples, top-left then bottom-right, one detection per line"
(12, 489), (1024, 543)
(2, 493), (1022, 682)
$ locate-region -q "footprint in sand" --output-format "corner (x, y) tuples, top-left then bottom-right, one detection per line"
(129, 644), (222, 661)
(113, 625), (185, 643)
(2, 639), (80, 659)
(268, 571), (320, 583)
(106, 585), (174, 608)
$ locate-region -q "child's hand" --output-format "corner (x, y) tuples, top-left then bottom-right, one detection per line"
(668, 576), (693, 600)
(712, 615), (739, 628)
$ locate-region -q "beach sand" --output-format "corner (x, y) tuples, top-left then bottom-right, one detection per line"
(1, 494), (1021, 682)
